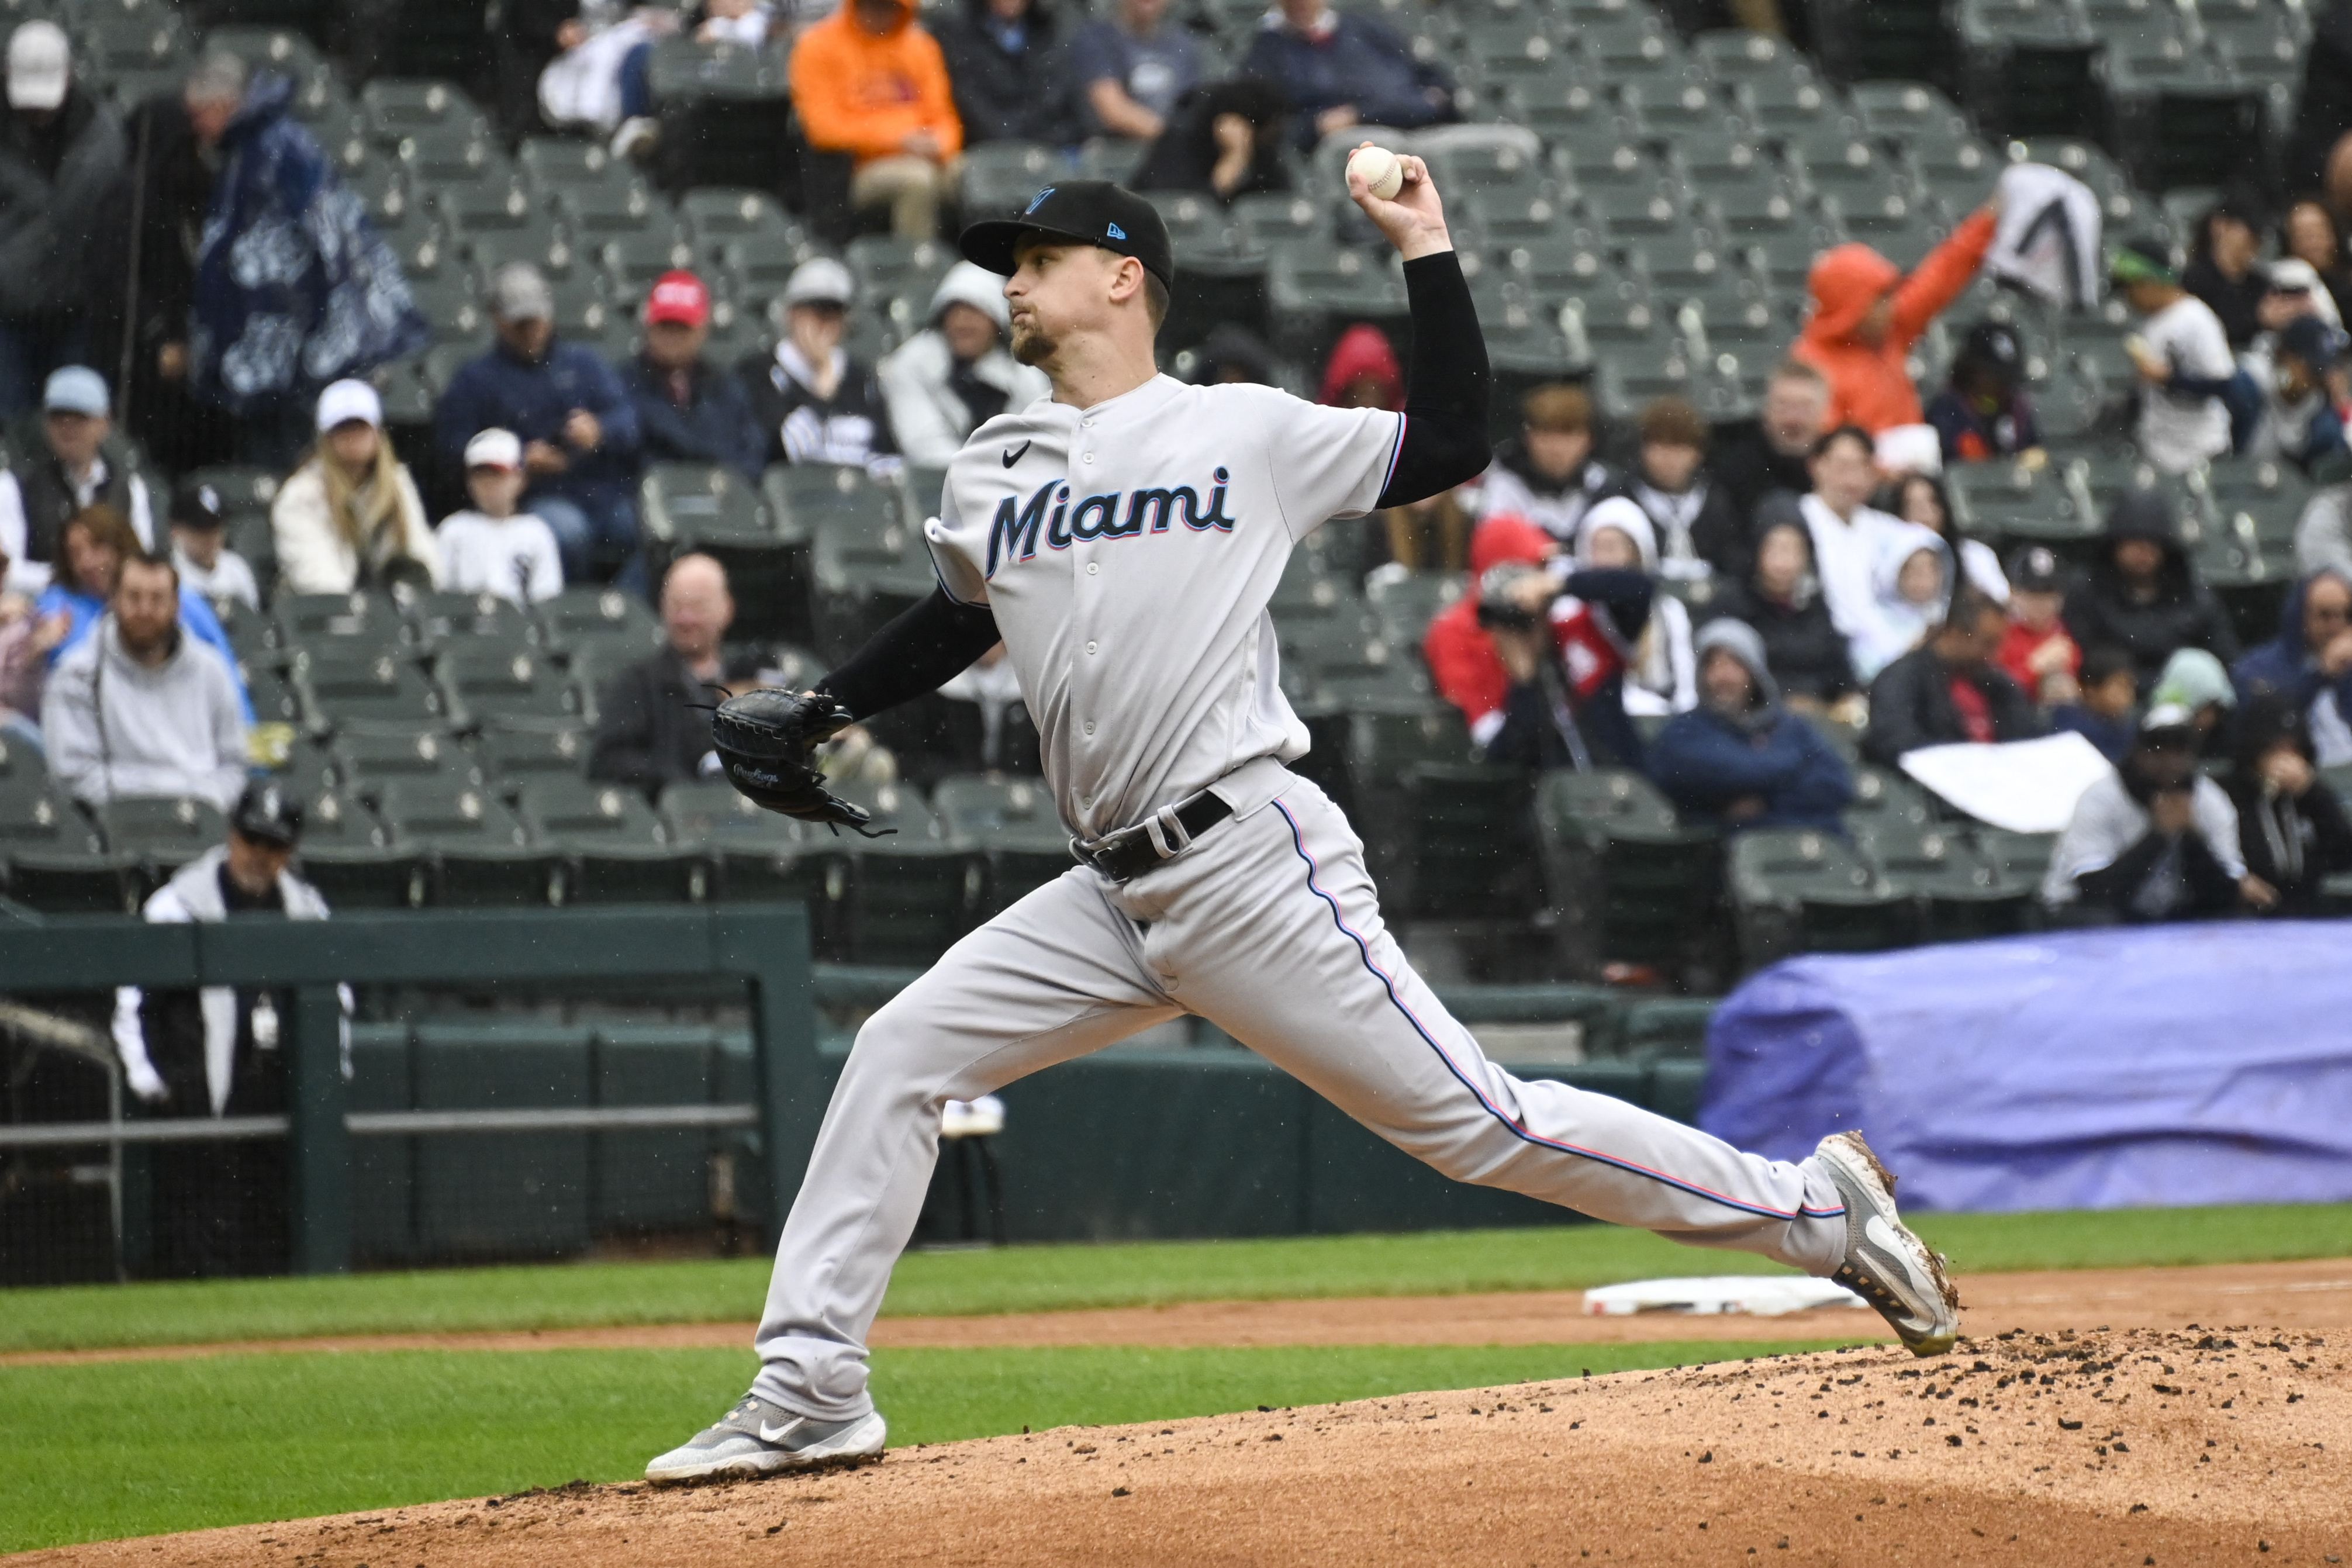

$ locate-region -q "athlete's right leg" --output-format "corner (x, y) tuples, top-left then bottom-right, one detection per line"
(750, 866), (1177, 1420)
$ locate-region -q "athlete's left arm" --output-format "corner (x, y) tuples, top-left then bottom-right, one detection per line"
(1344, 150), (1492, 509)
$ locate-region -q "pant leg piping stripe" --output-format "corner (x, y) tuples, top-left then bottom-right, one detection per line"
(1270, 799), (1839, 1225)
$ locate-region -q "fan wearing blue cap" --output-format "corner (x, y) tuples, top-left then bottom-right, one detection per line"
(2249, 313), (2349, 472)
(0, 366), (158, 597)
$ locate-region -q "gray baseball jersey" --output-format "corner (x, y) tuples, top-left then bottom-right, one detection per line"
(925, 374), (1401, 841)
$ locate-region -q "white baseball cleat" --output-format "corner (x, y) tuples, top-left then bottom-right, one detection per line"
(644, 1393), (887, 1483)
(1814, 1130), (1962, 1357)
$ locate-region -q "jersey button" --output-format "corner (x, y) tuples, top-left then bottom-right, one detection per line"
(1084, 721), (1096, 735)
(1085, 640), (1098, 655)
(1082, 453), (1095, 464)
(1086, 562), (1100, 575)
(1082, 417), (1095, 428)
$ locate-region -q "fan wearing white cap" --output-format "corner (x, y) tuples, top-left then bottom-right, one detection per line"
(877, 261), (1049, 467)
(435, 429), (565, 607)
(270, 378), (441, 595)
(0, 366), (156, 597)
(737, 256), (901, 472)
(0, 24), (124, 419)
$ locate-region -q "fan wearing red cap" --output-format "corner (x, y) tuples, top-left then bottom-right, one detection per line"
(622, 271), (768, 480)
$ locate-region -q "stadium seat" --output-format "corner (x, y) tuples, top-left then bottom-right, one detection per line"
(550, 179), (665, 237)
(1696, 185), (1846, 293)
(0, 731), (45, 786)
(1849, 79), (1975, 144)
(1614, 996), (1717, 1061)
(1389, 762), (1543, 921)
(395, 122), (509, 188)
(781, 464), (932, 657)
(1727, 827), (1909, 968)
(6, 844), (143, 914)
(933, 773), (1072, 913)
(358, 77), (486, 143)
(80, 10), (192, 105)
(830, 779), (986, 965)
(277, 591), (412, 654)
(659, 778), (838, 924)
(1973, 828), (2059, 895)
(538, 586), (663, 658)
(1693, 26), (1811, 84)
(330, 727), (481, 799)
(1504, 70), (1621, 144)
(1365, 568), (1468, 651)
(844, 236), (958, 304)
(1732, 72), (1850, 139)
(292, 647), (454, 735)
(406, 592), (540, 655)
(293, 790), (423, 909)
(378, 780), (555, 907)
(437, 644), (583, 728)
(1846, 765), (1936, 828)
(1142, 190), (1257, 277)
(517, 136), (628, 196)
(475, 721), (591, 785)
(1536, 769), (1719, 970)
(101, 795), (227, 872)
(1946, 456), (2098, 551)
(1264, 242), (1409, 357)
(1672, 129), (1774, 195)
(1617, 77), (1742, 139)
(961, 141), (1063, 220)
(2204, 457), (2313, 547)
(1854, 818), (2026, 940)
(514, 778), (701, 903)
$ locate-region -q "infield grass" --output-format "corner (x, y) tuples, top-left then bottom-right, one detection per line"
(5, 1202), (2350, 1355)
(0, 1339), (1852, 1553)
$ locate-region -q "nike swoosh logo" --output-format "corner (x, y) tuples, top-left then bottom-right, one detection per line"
(757, 1419), (800, 1443)
(1864, 1215), (1926, 1280)
(1003, 440), (1031, 467)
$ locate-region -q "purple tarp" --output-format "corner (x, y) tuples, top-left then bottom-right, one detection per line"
(1698, 923), (2352, 1211)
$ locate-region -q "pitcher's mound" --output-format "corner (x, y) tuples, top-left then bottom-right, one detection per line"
(22, 1327), (2350, 1566)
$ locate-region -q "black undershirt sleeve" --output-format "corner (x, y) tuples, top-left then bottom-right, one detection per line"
(1376, 250), (1494, 509)
(816, 588), (1001, 721)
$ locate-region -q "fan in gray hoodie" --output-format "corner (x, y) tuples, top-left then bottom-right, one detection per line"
(877, 261), (1051, 468)
(42, 554), (246, 810)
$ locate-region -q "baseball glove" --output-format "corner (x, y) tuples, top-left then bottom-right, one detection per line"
(711, 688), (889, 835)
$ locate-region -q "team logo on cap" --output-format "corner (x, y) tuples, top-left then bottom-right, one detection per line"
(1025, 187), (1055, 214)
(198, 484), (220, 512)
(1106, 222), (1126, 240)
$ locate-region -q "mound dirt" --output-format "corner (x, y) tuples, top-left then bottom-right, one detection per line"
(20, 1327), (2350, 1566)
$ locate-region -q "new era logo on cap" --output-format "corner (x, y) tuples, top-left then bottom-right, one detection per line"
(1106, 222), (1126, 240)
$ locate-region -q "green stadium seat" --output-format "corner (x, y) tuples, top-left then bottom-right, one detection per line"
(358, 77), (486, 142)
(1503, 69), (1619, 144)
(1536, 769), (1719, 970)
(1615, 996), (1718, 1062)
(1732, 72), (1849, 138)
(1574, 10), (1691, 80)
(2203, 457), (2313, 547)
(407, 272), (491, 344)
(395, 122), (510, 188)
(80, 10), (192, 102)
(1726, 826), (1909, 969)
(437, 644), (583, 728)
(277, 590), (412, 653)
(1845, 764), (1935, 827)
(1142, 190), (1258, 276)
(1697, 185), (1846, 293)
(292, 646), (454, 734)
(405, 591), (540, 655)
(1973, 828), (2057, 896)
(1388, 762), (1542, 920)
(1671, 129), (1774, 195)
(514, 778), (702, 903)
(378, 780), (555, 907)
(1693, 26), (1811, 84)
(475, 721), (591, 785)
(517, 135), (630, 196)
(292, 789), (424, 909)
(933, 773), (1072, 913)
(550, 179), (665, 237)
(7, 844), (143, 914)
(593, 230), (700, 291)
(844, 235), (958, 303)
(678, 186), (799, 248)
(962, 141), (1064, 219)
(644, 464), (806, 645)
(780, 464), (931, 657)
(330, 726), (479, 799)
(538, 586), (662, 655)
(1365, 567), (1467, 650)
(1946, 454), (2096, 551)
(100, 795), (225, 872)
(1849, 80), (1975, 144)
(831, 778), (985, 965)
(1619, 75), (1742, 140)
(0, 730), (44, 786)
(659, 780), (837, 928)
(1854, 818), (2026, 940)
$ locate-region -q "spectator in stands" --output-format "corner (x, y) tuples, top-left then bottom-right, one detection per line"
(2296, 471), (2352, 580)
(1241, 0), (1454, 151)
(589, 552), (735, 790)
(880, 261), (1049, 469)
(167, 478), (257, 613)
(1187, 322), (1279, 386)
(2227, 693), (2352, 916)
(1881, 468), (2008, 603)
(1318, 322), (1401, 411)
(436, 264), (643, 584)
(2248, 316), (2350, 472)
(2234, 569), (2352, 765)
(87, 55), (236, 473)
(1622, 396), (1746, 582)
(741, 257), (899, 472)
(2264, 257), (2343, 333)
(0, 554), (53, 744)
(1424, 512), (1653, 769)
(1130, 79), (1292, 203)
(33, 505), (240, 694)
(436, 429), (563, 607)
(111, 779), (329, 1278)
(1709, 360), (1829, 526)
(0, 23), (123, 421)
(1791, 199), (1998, 434)
(622, 271), (766, 482)
(2285, 4), (2352, 198)
(1925, 322), (2040, 465)
(1996, 545), (2080, 706)
(2184, 196), (2270, 350)
(1850, 526), (1952, 683)
(789, 0), (963, 241)
(935, 0), (1079, 148)
(2282, 199), (2352, 326)
(2042, 704), (2262, 923)
(2111, 239), (2237, 475)
(2151, 645), (2238, 757)
(0, 366), (156, 596)
(43, 551), (246, 810)
(2061, 489), (2239, 688)
(181, 54), (426, 471)
(1796, 424), (1905, 654)
(2050, 644), (2140, 764)
(1578, 496), (1694, 717)
(1648, 618), (1852, 835)
(1860, 586), (2042, 765)
(277, 380), (439, 598)
(1068, 0), (1201, 141)
(1481, 383), (1612, 544)
(1713, 513), (1857, 714)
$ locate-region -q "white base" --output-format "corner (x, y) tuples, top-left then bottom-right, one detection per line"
(1581, 1275), (1866, 1317)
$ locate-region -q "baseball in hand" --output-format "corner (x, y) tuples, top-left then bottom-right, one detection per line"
(1347, 144), (1404, 201)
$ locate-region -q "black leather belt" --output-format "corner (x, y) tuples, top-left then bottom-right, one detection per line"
(1071, 791), (1235, 883)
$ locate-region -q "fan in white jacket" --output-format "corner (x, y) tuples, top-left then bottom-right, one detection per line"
(877, 261), (1050, 469)
(1573, 496), (1695, 717)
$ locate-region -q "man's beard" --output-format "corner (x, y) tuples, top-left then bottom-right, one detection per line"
(1009, 319), (1058, 367)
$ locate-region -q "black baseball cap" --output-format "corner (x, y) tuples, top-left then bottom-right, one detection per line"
(231, 778), (304, 848)
(171, 476), (227, 530)
(959, 180), (1175, 289)
(2008, 544), (2065, 593)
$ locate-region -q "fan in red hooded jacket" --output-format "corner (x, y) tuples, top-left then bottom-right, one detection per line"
(1422, 512), (1656, 769)
(1792, 205), (1998, 435)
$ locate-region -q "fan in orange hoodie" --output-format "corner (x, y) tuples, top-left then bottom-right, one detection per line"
(789, 0), (965, 239)
(1790, 202), (2000, 436)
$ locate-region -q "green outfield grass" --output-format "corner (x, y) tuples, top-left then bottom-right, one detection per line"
(0, 1339), (1852, 1553)
(5, 1202), (2350, 1355)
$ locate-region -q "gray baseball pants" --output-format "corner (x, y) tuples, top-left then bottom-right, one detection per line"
(751, 773), (1850, 1420)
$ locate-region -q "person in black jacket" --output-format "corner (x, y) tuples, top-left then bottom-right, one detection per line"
(1861, 586), (2044, 765)
(0, 22), (125, 420)
(1711, 509), (1857, 712)
(2063, 488), (2240, 689)
(933, 0), (1080, 147)
(1619, 395), (1750, 582)
(621, 270), (766, 481)
(2226, 693), (2352, 914)
(587, 552), (735, 792)
(1705, 359), (1829, 528)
